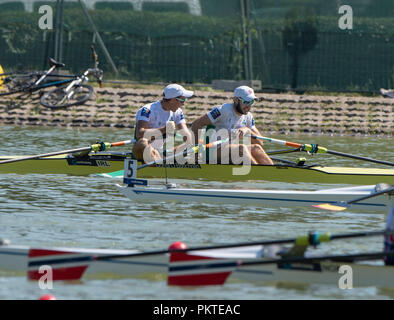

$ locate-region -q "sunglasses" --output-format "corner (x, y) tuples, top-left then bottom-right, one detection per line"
(175, 97), (188, 103)
(239, 98), (255, 106)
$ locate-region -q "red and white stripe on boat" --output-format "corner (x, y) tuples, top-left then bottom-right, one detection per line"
(27, 249), (91, 281)
(168, 250), (237, 286)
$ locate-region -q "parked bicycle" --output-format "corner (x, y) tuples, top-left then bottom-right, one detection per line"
(40, 46), (103, 109)
(0, 59), (69, 97)
(0, 45), (103, 109)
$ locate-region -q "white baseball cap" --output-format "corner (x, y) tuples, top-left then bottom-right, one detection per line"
(164, 84), (194, 99)
(234, 86), (257, 102)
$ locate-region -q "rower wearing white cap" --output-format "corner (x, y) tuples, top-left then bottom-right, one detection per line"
(191, 86), (273, 165)
(132, 84), (194, 162)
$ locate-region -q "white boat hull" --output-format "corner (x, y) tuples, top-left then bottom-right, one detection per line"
(2, 243), (394, 288)
(116, 184), (391, 212)
(0, 245), (167, 277)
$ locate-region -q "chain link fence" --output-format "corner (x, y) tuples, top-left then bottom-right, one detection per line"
(0, 0), (393, 92)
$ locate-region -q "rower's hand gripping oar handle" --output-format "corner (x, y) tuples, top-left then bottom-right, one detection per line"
(137, 138), (229, 171)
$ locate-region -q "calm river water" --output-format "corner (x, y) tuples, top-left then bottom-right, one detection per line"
(0, 125), (393, 300)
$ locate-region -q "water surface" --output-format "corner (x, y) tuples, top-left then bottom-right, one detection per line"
(0, 126), (393, 299)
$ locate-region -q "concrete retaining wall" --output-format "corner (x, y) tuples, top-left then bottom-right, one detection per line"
(0, 87), (392, 136)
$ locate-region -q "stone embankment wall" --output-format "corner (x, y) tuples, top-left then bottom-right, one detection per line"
(0, 87), (393, 136)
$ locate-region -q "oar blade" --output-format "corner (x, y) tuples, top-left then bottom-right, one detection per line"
(97, 170), (124, 178)
(28, 265), (88, 281)
(27, 249), (92, 281)
(313, 203), (350, 212)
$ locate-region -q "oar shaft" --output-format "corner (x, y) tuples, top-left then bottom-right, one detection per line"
(347, 186), (394, 205)
(241, 250), (394, 267)
(251, 135), (325, 153)
(0, 147), (91, 165)
(251, 134), (394, 167)
(330, 230), (386, 240)
(267, 149), (301, 156)
(0, 139), (135, 165)
(96, 230), (387, 261)
(270, 157), (299, 166)
(327, 150), (394, 167)
(251, 135), (302, 149)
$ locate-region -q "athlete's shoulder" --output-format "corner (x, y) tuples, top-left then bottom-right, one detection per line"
(137, 103), (153, 119)
(208, 103), (229, 120)
(139, 106), (151, 119)
(208, 106), (221, 120)
(219, 103), (234, 113)
(138, 101), (159, 118)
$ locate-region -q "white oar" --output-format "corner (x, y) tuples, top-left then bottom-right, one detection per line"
(0, 139), (135, 165)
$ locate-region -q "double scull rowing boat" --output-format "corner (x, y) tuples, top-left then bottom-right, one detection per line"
(1, 236), (394, 288)
(116, 183), (392, 212)
(2, 152), (391, 185)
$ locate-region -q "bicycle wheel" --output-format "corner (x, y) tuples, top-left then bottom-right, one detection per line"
(0, 72), (40, 96)
(40, 84), (93, 109)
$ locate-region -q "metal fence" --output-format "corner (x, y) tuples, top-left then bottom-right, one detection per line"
(0, 0), (393, 92)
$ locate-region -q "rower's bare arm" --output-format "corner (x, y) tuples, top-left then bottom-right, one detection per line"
(177, 122), (193, 145)
(136, 120), (167, 140)
(237, 127), (252, 138)
(191, 114), (212, 142)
